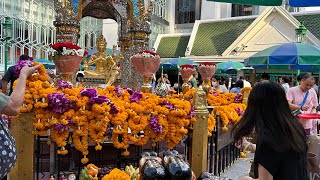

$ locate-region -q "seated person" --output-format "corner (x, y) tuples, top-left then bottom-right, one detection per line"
(230, 80), (244, 94)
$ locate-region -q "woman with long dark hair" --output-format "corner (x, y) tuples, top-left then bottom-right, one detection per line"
(233, 82), (308, 180)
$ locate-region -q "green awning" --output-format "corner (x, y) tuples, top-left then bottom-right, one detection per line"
(206, 0), (282, 6)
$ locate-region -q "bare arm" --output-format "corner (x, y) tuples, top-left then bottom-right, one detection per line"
(240, 164), (273, 180)
(288, 100), (309, 111)
(86, 55), (96, 66)
(288, 100), (301, 111)
(0, 65), (40, 116)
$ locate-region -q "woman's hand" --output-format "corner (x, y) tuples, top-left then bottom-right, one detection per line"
(19, 65), (41, 79)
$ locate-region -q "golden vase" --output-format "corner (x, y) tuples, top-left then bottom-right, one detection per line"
(141, 76), (152, 93)
(202, 80), (211, 94)
(182, 80), (190, 94)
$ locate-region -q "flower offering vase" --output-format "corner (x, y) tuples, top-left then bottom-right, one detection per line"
(198, 65), (216, 94)
(180, 68), (195, 94)
(52, 55), (82, 85)
(131, 56), (160, 92)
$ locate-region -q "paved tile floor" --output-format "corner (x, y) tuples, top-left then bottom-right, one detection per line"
(220, 153), (254, 180)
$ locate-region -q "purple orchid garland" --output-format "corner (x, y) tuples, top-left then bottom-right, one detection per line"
(161, 100), (175, 110)
(236, 107), (243, 116)
(234, 94), (242, 103)
(88, 96), (111, 106)
(114, 86), (124, 97)
(48, 92), (74, 114)
(129, 90), (143, 103)
(14, 57), (34, 77)
(57, 80), (73, 89)
(150, 116), (163, 134)
(104, 123), (113, 140)
(53, 119), (72, 132)
(81, 88), (119, 115)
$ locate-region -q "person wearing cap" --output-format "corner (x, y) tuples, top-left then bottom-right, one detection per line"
(2, 55), (30, 95)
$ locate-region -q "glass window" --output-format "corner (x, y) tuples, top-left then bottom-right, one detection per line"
(175, 0), (195, 24)
(153, 0), (168, 20)
(232, 4), (253, 17)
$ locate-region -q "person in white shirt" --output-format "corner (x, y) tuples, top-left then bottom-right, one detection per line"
(280, 76), (290, 94)
(239, 76), (251, 88)
(212, 76), (228, 93)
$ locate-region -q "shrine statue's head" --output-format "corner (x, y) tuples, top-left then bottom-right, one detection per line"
(96, 35), (107, 52)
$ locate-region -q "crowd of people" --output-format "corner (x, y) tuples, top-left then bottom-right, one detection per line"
(153, 71), (319, 179)
(153, 72), (252, 94)
(236, 72), (319, 180)
(0, 55), (319, 179)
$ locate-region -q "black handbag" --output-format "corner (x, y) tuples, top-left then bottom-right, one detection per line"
(0, 117), (17, 179)
(292, 109), (302, 117)
(291, 90), (309, 117)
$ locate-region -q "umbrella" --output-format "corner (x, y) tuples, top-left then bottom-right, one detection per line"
(207, 0), (320, 7)
(161, 58), (197, 69)
(162, 58), (195, 66)
(216, 61), (244, 71)
(34, 58), (55, 69)
(244, 43), (320, 70)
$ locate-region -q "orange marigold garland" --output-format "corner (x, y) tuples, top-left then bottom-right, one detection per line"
(207, 114), (216, 137)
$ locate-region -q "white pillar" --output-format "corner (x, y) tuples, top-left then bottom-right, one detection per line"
(168, 0), (175, 33)
(195, 0), (202, 20)
(201, 0), (221, 20)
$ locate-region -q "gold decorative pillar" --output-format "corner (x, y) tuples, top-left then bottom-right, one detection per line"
(191, 89), (209, 177)
(119, 38), (132, 87)
(9, 113), (35, 180)
(242, 90), (251, 104)
(53, 0), (82, 43)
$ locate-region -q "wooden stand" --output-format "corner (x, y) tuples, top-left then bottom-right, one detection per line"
(9, 113), (35, 180)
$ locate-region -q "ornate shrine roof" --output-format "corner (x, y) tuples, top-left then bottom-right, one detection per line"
(156, 34), (190, 58)
(155, 10), (320, 59)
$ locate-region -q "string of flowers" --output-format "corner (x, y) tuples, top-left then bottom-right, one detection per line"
(15, 74), (248, 165)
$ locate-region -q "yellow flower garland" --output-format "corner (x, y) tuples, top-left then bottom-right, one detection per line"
(102, 168), (130, 180)
(24, 79), (247, 161)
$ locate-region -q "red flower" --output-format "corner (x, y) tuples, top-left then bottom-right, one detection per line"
(199, 62), (215, 66)
(136, 50), (159, 56)
(180, 64), (194, 69)
(50, 42), (82, 50)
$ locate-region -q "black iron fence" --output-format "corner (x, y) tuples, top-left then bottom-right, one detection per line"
(34, 114), (239, 179)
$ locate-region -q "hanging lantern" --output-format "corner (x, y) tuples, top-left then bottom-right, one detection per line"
(295, 22), (307, 43)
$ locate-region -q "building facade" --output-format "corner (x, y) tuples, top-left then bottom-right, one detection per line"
(172, 0), (304, 34)
(154, 7), (320, 65)
(0, 0), (56, 71)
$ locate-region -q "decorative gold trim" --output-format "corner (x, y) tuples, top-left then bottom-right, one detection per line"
(76, 0), (83, 22)
(127, 0), (135, 28)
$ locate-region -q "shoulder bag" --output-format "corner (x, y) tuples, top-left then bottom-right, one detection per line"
(292, 90), (309, 116)
(0, 117), (17, 179)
